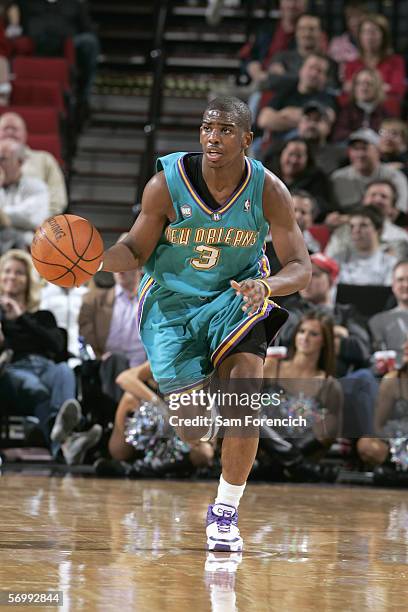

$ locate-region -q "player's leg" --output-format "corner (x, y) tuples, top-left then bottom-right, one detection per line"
(218, 352), (262, 485)
(206, 351), (263, 552)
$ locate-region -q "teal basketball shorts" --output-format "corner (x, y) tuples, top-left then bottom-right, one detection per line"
(137, 275), (289, 395)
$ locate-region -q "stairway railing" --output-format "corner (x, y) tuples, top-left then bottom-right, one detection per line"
(135, 0), (171, 213)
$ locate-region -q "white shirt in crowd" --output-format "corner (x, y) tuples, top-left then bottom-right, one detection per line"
(40, 283), (88, 357)
(0, 176), (49, 244)
(334, 248), (397, 286)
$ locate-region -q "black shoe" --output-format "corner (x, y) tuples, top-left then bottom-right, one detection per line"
(373, 465), (408, 487)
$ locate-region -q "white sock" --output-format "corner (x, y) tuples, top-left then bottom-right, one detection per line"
(214, 474), (246, 509)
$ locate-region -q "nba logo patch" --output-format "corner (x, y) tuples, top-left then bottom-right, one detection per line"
(181, 205), (192, 218)
(212, 213), (221, 221)
(244, 199), (251, 212)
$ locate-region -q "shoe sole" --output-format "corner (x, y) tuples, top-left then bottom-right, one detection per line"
(63, 425), (102, 466)
(207, 539), (243, 552)
(51, 401), (81, 443)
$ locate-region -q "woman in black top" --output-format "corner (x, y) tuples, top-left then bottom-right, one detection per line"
(0, 249), (79, 456)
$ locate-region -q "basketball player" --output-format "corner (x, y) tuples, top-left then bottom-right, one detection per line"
(98, 96), (311, 551)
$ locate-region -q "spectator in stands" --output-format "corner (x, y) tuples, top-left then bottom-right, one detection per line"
(278, 253), (372, 376)
(0, 112), (67, 216)
(326, 180), (408, 260)
(78, 263), (146, 406)
(276, 253), (376, 440)
(264, 138), (335, 221)
(343, 13), (406, 116)
(0, 138), (49, 246)
(257, 53), (336, 139)
(357, 339), (408, 470)
(7, 0), (100, 106)
(240, 0), (307, 88)
(369, 261), (408, 364)
(333, 206), (397, 286)
(263, 311), (343, 475)
(0, 207), (25, 254)
(40, 283), (88, 358)
(333, 68), (389, 143)
(0, 249), (101, 464)
(292, 189), (322, 253)
(265, 15), (338, 91)
(379, 118), (408, 177)
(103, 360), (214, 476)
(284, 100), (346, 174)
(330, 128), (408, 214)
(328, 0), (367, 72)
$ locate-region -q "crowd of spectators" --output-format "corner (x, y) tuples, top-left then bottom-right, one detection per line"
(2, 0), (408, 485)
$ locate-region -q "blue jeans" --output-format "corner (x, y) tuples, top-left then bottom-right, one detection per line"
(340, 369), (378, 438)
(6, 355), (77, 455)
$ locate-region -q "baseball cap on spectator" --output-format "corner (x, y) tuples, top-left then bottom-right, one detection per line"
(348, 128), (380, 147)
(303, 100), (329, 119)
(310, 253), (339, 283)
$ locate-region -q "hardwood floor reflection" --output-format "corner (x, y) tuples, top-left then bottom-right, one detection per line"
(0, 474), (407, 611)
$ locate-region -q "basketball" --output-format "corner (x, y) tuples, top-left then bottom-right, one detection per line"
(30, 214), (104, 288)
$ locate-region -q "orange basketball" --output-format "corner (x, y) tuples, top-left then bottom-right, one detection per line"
(31, 214), (104, 288)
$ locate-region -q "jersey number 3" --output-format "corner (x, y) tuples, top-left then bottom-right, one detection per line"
(190, 245), (220, 270)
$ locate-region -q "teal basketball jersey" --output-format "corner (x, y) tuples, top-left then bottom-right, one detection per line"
(143, 152), (271, 297)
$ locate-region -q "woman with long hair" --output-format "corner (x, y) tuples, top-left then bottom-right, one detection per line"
(264, 138), (335, 222)
(262, 311), (343, 475)
(0, 249), (101, 464)
(333, 68), (389, 143)
(343, 14), (405, 115)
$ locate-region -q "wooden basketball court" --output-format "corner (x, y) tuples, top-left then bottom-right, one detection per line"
(0, 474), (407, 611)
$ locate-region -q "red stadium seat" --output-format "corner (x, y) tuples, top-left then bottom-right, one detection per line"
(11, 79), (65, 114)
(0, 106), (59, 134)
(13, 56), (71, 91)
(27, 133), (64, 166)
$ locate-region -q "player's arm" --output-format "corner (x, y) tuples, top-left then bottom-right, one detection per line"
(261, 169), (312, 295)
(100, 172), (172, 272)
(231, 170), (311, 315)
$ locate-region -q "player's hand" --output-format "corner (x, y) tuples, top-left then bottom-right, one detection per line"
(231, 279), (268, 316)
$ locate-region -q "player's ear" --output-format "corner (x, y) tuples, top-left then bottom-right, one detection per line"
(243, 131), (253, 150)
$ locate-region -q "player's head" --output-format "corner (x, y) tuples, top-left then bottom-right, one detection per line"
(203, 97), (252, 132)
(200, 97), (253, 166)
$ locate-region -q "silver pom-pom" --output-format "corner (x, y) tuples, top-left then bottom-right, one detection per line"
(124, 399), (190, 469)
(389, 437), (408, 471)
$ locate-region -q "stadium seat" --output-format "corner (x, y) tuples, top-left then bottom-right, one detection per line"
(27, 133), (64, 166)
(11, 79), (65, 115)
(336, 284), (393, 318)
(13, 56), (71, 92)
(0, 106), (60, 134)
